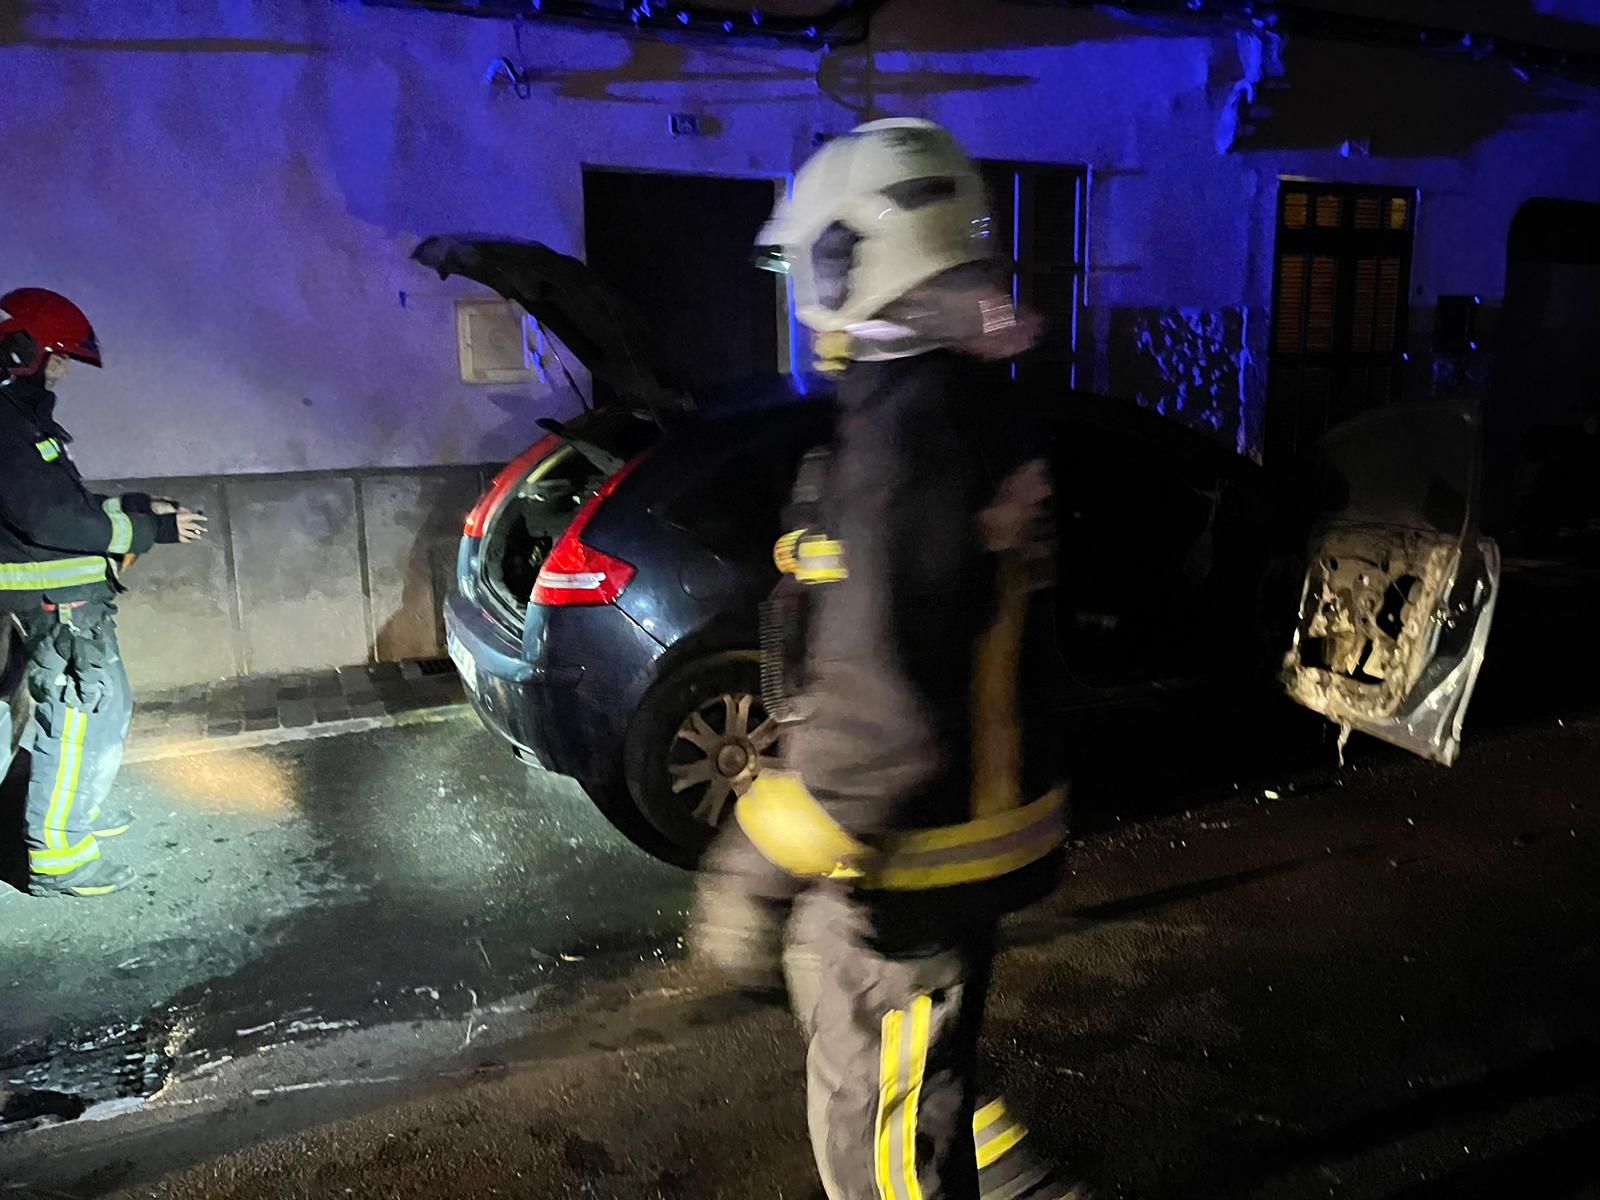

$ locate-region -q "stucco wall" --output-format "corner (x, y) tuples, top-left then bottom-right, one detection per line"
(6, 0), (1600, 682)
(7, 0), (1598, 477)
(89, 464), (492, 690)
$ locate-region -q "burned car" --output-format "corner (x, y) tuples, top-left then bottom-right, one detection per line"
(421, 235), (1493, 866)
(1282, 403), (1500, 766)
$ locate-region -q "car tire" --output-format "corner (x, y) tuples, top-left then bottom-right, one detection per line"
(575, 773), (689, 868)
(622, 651), (781, 868)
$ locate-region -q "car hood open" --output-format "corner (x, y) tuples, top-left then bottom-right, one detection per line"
(413, 235), (693, 417)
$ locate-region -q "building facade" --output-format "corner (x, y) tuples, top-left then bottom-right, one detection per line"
(5, 0), (1597, 683)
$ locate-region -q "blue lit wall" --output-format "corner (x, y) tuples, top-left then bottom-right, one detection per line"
(4, 0), (1599, 477)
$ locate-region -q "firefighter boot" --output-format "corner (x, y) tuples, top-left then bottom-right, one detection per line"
(29, 858), (136, 898)
(88, 804), (136, 837)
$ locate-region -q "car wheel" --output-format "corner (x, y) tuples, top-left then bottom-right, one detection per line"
(623, 652), (782, 866)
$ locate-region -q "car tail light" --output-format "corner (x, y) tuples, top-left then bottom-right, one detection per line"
(464, 433), (563, 539)
(531, 452), (649, 607)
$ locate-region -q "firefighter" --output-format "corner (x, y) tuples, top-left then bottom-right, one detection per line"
(0, 288), (205, 897)
(693, 121), (1091, 1198)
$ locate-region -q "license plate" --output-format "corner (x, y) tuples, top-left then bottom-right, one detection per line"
(447, 631), (478, 693)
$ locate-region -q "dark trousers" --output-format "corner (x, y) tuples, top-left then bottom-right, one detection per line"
(695, 825), (1071, 1199)
(19, 604), (133, 881)
(787, 887), (1060, 1200)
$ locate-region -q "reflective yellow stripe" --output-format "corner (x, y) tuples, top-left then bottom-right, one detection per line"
(775, 529), (846, 582)
(774, 529), (804, 574)
(44, 708), (88, 849)
(102, 497), (134, 555)
(813, 330), (853, 374)
(794, 535), (847, 584)
(875, 1006), (903, 1199)
(31, 709), (100, 876)
(890, 789), (1063, 855)
(36, 437), (62, 462)
(29, 835), (101, 875)
(737, 772), (869, 881)
(975, 1118), (1028, 1170)
(974, 1098), (1008, 1135)
(737, 773), (1066, 891)
(0, 557), (109, 590)
(900, 996), (931, 1200)
(875, 998), (931, 1200)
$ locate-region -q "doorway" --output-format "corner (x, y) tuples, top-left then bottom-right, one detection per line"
(1492, 198), (1600, 556)
(1265, 180), (1418, 465)
(582, 169), (784, 401)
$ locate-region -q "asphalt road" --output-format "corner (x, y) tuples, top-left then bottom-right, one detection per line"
(0, 718), (692, 1124)
(1, 692), (1597, 1198)
(1, 566), (1597, 1198)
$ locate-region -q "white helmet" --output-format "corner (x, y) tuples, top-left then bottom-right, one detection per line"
(758, 119), (995, 334)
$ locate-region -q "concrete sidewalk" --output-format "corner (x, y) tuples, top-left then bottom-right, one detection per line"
(126, 659), (469, 762)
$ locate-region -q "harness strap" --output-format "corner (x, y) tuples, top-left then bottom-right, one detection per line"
(736, 771), (1067, 891)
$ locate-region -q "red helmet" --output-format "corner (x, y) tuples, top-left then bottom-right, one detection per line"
(0, 288), (103, 377)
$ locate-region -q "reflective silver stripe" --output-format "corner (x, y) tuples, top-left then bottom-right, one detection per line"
(35, 438), (62, 462)
(738, 774), (1067, 891)
(0, 557), (109, 590)
(875, 996), (932, 1200)
(102, 496), (133, 555)
(793, 535), (847, 583)
(29, 833), (101, 875)
(973, 1098), (1029, 1169)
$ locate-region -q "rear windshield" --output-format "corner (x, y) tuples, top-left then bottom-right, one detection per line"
(480, 414), (659, 619)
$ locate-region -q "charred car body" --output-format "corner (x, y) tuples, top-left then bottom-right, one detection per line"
(1282, 403), (1500, 766)
(421, 236), (1499, 865)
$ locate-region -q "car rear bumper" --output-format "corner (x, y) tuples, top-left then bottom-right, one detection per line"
(444, 591), (566, 769)
(444, 589), (664, 783)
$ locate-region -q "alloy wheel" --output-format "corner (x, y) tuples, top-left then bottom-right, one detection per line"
(667, 691), (781, 828)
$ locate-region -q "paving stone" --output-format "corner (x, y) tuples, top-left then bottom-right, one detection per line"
(279, 700), (318, 728)
(134, 657), (460, 748)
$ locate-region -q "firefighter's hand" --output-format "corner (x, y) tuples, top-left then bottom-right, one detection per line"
(981, 460), (1056, 591)
(980, 459), (1053, 553)
(150, 498), (180, 515)
(175, 508), (208, 544)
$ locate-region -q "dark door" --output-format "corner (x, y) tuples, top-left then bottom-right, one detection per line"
(583, 169), (781, 400)
(1266, 181), (1417, 465)
(979, 161), (1089, 390)
(1492, 198), (1600, 553)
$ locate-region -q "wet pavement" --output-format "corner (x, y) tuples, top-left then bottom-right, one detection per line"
(1, 694), (1595, 1199)
(0, 567), (1596, 1197)
(1, 717), (690, 1125)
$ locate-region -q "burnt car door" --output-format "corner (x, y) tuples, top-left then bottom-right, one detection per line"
(1282, 402), (1500, 765)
